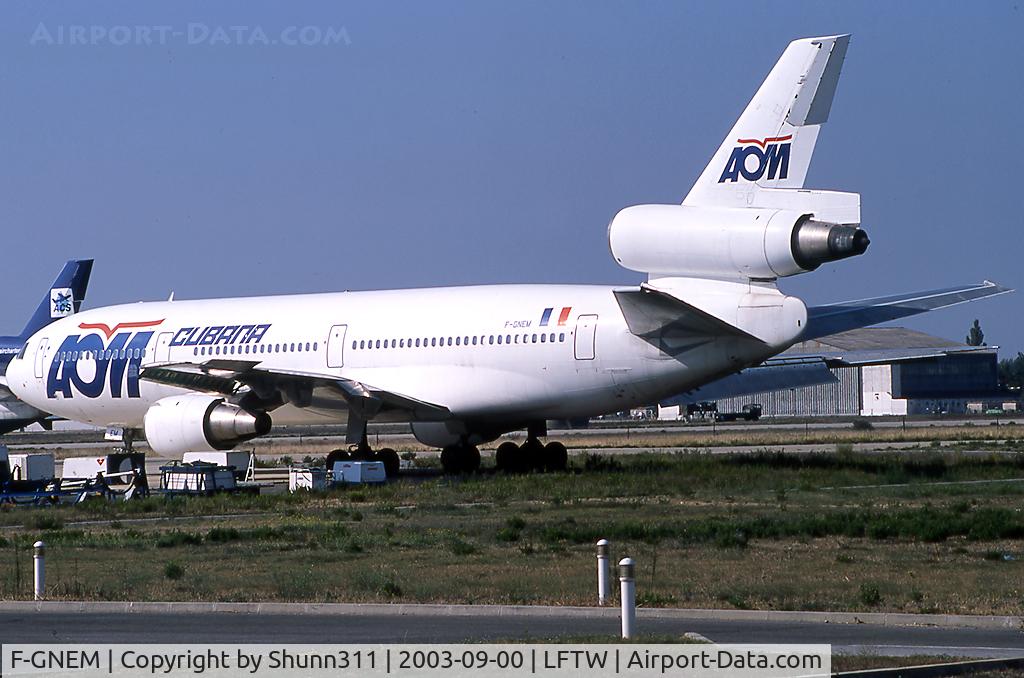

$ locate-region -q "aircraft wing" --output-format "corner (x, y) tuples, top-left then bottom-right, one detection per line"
(140, 361), (452, 422)
(803, 281), (1012, 341)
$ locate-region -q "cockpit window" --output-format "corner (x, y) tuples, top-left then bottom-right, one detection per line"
(15, 343), (28, 360)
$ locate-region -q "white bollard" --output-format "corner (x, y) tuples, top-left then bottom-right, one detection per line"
(596, 540), (610, 605)
(619, 557), (636, 639)
(33, 541), (45, 601)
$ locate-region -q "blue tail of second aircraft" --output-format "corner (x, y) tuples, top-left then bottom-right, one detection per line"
(17, 259), (93, 341)
(0, 259), (93, 376)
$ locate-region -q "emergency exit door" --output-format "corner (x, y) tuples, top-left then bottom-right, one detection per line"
(327, 324), (348, 368)
(574, 315), (597, 360)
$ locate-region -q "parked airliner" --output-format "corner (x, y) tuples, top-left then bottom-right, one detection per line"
(0, 259), (92, 434)
(3, 36), (1010, 474)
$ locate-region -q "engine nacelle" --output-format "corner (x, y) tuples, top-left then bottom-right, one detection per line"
(607, 204), (868, 280)
(143, 394), (271, 456)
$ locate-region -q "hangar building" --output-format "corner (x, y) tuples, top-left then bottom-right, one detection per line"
(659, 327), (1009, 418)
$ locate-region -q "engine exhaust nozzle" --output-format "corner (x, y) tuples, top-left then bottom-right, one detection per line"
(792, 219), (870, 270)
(204, 403), (272, 448)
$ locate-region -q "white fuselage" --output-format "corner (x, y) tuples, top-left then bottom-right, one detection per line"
(5, 283), (779, 441)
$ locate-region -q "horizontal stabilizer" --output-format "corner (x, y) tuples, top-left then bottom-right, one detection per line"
(803, 281), (1012, 341)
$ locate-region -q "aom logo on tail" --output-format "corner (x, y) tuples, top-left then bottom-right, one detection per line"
(718, 135), (792, 183)
(47, 320), (164, 399)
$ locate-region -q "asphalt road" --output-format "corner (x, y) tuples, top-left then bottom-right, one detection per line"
(2, 608), (1023, 658)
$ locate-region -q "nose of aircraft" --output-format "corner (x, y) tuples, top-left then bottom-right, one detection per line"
(4, 340), (36, 402)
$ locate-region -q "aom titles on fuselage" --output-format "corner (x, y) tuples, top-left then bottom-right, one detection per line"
(5, 35), (1008, 475)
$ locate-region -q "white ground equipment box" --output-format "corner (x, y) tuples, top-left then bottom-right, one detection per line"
(62, 453), (146, 483)
(182, 451), (254, 480)
(332, 461), (386, 484)
(7, 453), (55, 481)
(288, 467), (328, 493)
(161, 463), (238, 494)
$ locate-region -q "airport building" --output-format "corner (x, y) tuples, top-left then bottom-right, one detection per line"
(659, 328), (1014, 419)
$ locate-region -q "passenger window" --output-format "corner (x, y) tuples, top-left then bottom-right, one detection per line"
(431, 338), (436, 347)
(134, 348), (141, 359)
(541, 334), (546, 343)
(506, 334), (511, 344)
(291, 343), (296, 352)
(305, 342), (311, 351)
(559, 333), (565, 342)
(375, 340), (381, 349)
(313, 343), (318, 351)
(497, 335), (502, 345)
(532, 334), (537, 343)
(488, 336), (494, 345)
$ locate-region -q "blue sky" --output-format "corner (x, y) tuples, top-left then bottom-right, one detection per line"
(1, 2), (1021, 355)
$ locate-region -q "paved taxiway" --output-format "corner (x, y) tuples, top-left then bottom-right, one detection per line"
(2, 605), (1023, 658)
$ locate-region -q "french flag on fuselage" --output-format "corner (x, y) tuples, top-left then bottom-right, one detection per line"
(540, 307), (572, 327)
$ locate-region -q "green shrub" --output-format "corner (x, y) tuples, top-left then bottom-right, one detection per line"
(859, 583), (881, 606)
(156, 531), (203, 548)
(495, 527), (521, 543)
(449, 538), (477, 556)
(164, 562), (185, 580)
(207, 527), (241, 543)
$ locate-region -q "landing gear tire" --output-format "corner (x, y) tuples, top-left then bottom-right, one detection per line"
(463, 446), (481, 474)
(544, 441), (568, 472)
(521, 439), (545, 472)
(375, 448), (400, 478)
(441, 446), (461, 474)
(441, 445), (481, 474)
(325, 448), (351, 472)
(495, 442), (518, 473)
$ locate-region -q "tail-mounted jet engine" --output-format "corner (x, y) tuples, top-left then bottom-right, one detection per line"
(607, 205), (868, 281)
(143, 394), (271, 455)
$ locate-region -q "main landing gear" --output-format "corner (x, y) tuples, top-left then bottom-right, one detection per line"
(440, 443), (481, 475)
(494, 438), (568, 474)
(325, 438), (400, 478)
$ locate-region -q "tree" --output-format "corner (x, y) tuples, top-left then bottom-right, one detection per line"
(1000, 352), (1024, 390)
(966, 319), (986, 346)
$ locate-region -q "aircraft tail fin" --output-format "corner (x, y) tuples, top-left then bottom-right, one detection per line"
(18, 259), (94, 340)
(683, 34), (850, 207)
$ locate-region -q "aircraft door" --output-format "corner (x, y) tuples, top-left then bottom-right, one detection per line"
(147, 332), (174, 365)
(33, 338), (50, 379)
(327, 324), (348, 368)
(574, 315), (597, 360)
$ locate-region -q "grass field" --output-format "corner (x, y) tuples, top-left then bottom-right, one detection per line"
(5, 442), (1024, 615)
